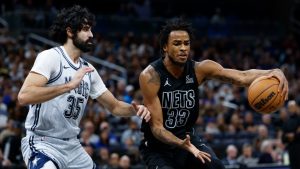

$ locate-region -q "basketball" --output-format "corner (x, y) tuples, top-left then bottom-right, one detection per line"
(247, 76), (284, 114)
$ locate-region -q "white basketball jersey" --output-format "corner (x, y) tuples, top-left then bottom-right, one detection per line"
(24, 46), (107, 138)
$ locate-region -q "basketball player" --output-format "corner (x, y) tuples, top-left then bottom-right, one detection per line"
(18, 5), (151, 169)
(139, 17), (288, 169)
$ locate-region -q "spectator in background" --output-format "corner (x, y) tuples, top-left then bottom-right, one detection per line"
(273, 107), (289, 132)
(109, 152), (120, 169)
(0, 119), (17, 145)
(81, 120), (100, 147)
(121, 118), (141, 148)
(123, 85), (134, 104)
(115, 80), (127, 101)
(0, 119), (23, 167)
(282, 100), (300, 169)
(83, 144), (94, 158)
(228, 113), (244, 134)
(0, 148), (12, 168)
(216, 113), (227, 133)
(119, 155), (131, 169)
(253, 124), (270, 156)
(257, 125), (269, 140)
(258, 139), (275, 164)
(237, 143), (258, 167)
(222, 144), (239, 166)
(130, 0), (151, 20)
(0, 95), (9, 129)
(243, 111), (256, 133)
(210, 7), (226, 25)
(96, 121), (120, 151)
(120, 117), (141, 165)
(261, 114), (275, 137)
(95, 147), (110, 169)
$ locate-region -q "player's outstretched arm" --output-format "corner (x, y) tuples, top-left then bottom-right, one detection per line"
(196, 60), (288, 100)
(18, 67), (94, 105)
(96, 90), (151, 122)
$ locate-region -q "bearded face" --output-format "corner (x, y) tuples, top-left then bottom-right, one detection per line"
(73, 34), (95, 53)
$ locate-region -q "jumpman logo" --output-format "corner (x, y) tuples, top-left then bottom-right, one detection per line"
(164, 78), (171, 87)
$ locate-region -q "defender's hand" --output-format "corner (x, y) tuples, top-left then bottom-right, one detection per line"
(69, 67), (94, 89)
(132, 102), (151, 122)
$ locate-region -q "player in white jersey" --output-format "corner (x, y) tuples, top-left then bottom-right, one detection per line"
(18, 5), (151, 169)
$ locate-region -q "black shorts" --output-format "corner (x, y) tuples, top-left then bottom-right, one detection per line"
(139, 135), (225, 169)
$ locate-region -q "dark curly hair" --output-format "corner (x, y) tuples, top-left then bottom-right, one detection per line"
(49, 5), (95, 44)
(159, 17), (195, 56)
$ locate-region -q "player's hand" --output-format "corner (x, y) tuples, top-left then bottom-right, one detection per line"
(182, 135), (211, 163)
(132, 101), (151, 122)
(268, 69), (289, 100)
(69, 67), (94, 89)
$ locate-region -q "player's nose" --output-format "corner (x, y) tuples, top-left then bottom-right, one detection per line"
(88, 30), (93, 38)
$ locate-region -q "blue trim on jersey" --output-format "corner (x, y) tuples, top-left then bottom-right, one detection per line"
(53, 47), (60, 55)
(31, 104), (41, 131)
(47, 62), (63, 84)
(57, 47), (82, 70)
(84, 60), (92, 82)
(88, 71), (92, 82)
(29, 135), (37, 153)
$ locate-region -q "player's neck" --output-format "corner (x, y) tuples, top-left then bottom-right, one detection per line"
(163, 57), (185, 78)
(63, 44), (81, 64)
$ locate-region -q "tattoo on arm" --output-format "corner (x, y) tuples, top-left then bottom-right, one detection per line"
(213, 74), (244, 86)
(147, 68), (160, 85)
(153, 128), (183, 147)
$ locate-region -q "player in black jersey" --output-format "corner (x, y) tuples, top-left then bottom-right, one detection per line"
(138, 17), (289, 169)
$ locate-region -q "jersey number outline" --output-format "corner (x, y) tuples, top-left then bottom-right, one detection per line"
(64, 95), (84, 119)
(165, 109), (190, 128)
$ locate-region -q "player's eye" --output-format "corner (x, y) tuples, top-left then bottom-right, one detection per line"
(82, 25), (91, 31)
(173, 41), (181, 46)
(184, 41), (190, 46)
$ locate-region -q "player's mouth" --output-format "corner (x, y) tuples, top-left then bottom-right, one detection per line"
(178, 54), (188, 59)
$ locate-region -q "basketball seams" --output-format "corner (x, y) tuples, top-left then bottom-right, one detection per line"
(250, 83), (280, 113)
(248, 78), (271, 92)
(248, 76), (284, 114)
(250, 83), (278, 106)
(247, 78), (278, 100)
(259, 90), (280, 113)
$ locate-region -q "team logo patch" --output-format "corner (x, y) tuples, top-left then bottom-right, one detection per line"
(186, 75), (194, 84)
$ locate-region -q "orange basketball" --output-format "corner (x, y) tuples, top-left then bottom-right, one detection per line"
(247, 76), (284, 114)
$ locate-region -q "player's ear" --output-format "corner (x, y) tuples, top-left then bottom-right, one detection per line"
(163, 45), (167, 52)
(66, 27), (73, 38)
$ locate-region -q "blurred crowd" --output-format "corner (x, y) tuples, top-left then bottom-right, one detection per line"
(1, 24), (300, 168)
(1, 1), (300, 169)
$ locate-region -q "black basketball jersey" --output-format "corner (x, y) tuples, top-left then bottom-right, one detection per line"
(141, 58), (199, 148)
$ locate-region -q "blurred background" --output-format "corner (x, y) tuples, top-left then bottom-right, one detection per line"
(1, 0), (300, 169)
